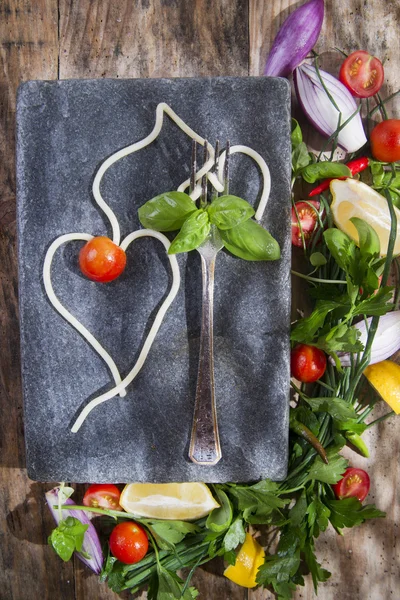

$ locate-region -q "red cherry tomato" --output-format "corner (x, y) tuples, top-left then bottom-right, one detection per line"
(291, 201), (320, 247)
(109, 521), (149, 565)
(291, 344), (326, 383)
(79, 236), (126, 282)
(83, 483), (122, 510)
(339, 50), (384, 98)
(332, 467), (370, 502)
(370, 119), (400, 163)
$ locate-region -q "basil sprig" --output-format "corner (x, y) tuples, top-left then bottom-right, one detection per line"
(168, 209), (211, 254)
(138, 191), (197, 231)
(138, 191), (280, 262)
(220, 219), (281, 261)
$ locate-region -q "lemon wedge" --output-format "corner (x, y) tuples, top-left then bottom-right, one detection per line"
(364, 360), (400, 414)
(119, 482), (220, 520)
(330, 179), (400, 256)
(224, 533), (265, 588)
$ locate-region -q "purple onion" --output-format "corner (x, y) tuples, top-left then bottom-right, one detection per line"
(294, 63), (367, 153)
(264, 0), (324, 77)
(46, 487), (104, 574)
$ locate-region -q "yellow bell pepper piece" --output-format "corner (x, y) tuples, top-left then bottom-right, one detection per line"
(364, 360), (400, 414)
(223, 533), (265, 588)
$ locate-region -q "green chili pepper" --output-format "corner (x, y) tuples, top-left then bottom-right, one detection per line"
(290, 419), (329, 464)
(345, 432), (370, 458)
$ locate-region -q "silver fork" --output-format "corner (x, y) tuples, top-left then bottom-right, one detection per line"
(188, 140), (229, 466)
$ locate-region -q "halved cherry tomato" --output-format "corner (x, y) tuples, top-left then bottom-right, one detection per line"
(339, 50), (384, 98)
(109, 521), (149, 564)
(291, 200), (320, 247)
(79, 236), (126, 282)
(370, 119), (400, 162)
(291, 344), (326, 383)
(83, 483), (122, 510)
(332, 467), (370, 502)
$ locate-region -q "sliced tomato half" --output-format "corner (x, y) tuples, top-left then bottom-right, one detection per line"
(339, 50), (384, 98)
(83, 483), (122, 510)
(291, 200), (320, 247)
(332, 467), (370, 502)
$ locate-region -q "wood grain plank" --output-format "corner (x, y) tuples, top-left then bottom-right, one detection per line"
(249, 1), (400, 598)
(59, 0), (249, 79)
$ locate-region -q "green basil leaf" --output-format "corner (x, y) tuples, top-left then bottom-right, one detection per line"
(350, 217), (380, 257)
(207, 195), (254, 230)
(309, 252), (327, 267)
(220, 220), (280, 261)
(323, 228), (357, 273)
(291, 118), (303, 148)
(301, 162), (351, 184)
(292, 142), (311, 173)
(138, 191), (197, 231)
(168, 209), (210, 254)
(49, 529), (76, 562)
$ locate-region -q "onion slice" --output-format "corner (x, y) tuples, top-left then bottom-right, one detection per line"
(338, 311), (400, 367)
(264, 0), (324, 77)
(46, 487), (104, 574)
(294, 63), (367, 153)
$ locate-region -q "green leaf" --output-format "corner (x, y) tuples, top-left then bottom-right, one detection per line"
(223, 517), (246, 552)
(224, 549), (237, 566)
(315, 321), (363, 354)
(49, 517), (89, 562)
(228, 481), (288, 524)
(292, 142), (312, 173)
(291, 118), (303, 148)
(306, 496), (330, 538)
(352, 286), (394, 316)
(292, 406), (320, 436)
(310, 252), (327, 267)
(338, 420), (367, 435)
(301, 162), (351, 184)
(325, 498), (385, 530)
(206, 488), (233, 533)
(350, 217), (380, 257)
(290, 299), (346, 343)
(257, 552), (301, 586)
(150, 565), (198, 600)
(304, 397), (357, 421)
(138, 191), (197, 231)
(220, 219), (280, 261)
(168, 209), (210, 254)
(207, 195), (254, 230)
(148, 520), (199, 548)
(49, 528), (76, 562)
(303, 538), (331, 592)
(370, 160), (385, 186)
(288, 491), (308, 528)
(305, 448), (348, 484)
(323, 228), (357, 273)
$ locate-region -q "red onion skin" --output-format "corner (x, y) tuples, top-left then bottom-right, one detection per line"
(46, 488), (104, 574)
(264, 0), (324, 77)
(293, 64), (367, 152)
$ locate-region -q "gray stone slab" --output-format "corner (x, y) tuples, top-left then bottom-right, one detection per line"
(16, 76), (291, 483)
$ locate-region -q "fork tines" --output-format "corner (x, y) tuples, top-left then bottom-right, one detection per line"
(189, 139), (230, 205)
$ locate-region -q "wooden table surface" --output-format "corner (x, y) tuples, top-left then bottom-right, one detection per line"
(1, 1), (399, 599)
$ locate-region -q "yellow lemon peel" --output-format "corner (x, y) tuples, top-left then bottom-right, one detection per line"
(364, 360), (400, 414)
(119, 482), (219, 520)
(330, 179), (400, 256)
(224, 533), (265, 588)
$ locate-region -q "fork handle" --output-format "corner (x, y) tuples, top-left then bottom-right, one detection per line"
(189, 253), (222, 466)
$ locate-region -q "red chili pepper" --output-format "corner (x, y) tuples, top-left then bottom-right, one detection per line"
(308, 157), (369, 197)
